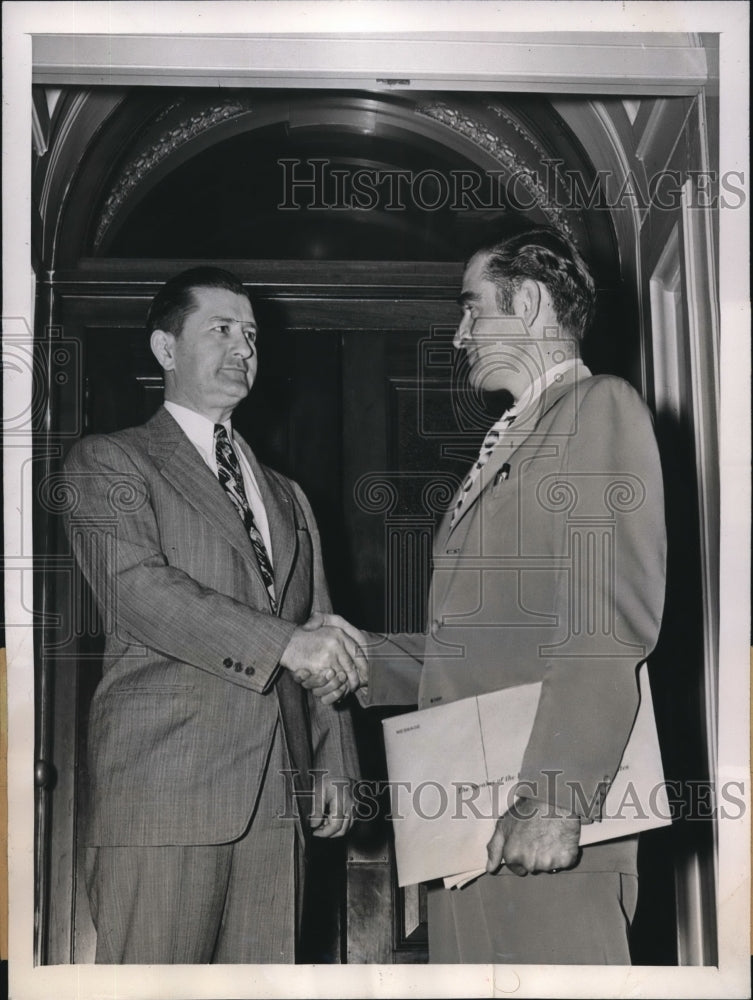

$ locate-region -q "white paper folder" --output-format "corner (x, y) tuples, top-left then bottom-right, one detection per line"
(382, 664), (671, 888)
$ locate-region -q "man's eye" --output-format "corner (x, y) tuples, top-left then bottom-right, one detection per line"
(213, 324), (230, 334)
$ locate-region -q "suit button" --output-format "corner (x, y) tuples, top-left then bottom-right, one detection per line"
(245, 666), (255, 676)
(234, 661), (243, 672)
(430, 619), (441, 635)
(223, 657), (233, 668)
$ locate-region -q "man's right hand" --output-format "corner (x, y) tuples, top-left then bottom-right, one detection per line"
(280, 617), (366, 705)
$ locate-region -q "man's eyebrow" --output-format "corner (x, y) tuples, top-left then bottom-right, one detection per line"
(208, 315), (257, 328)
(457, 291), (477, 307)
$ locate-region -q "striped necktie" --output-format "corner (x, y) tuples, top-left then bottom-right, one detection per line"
(214, 424), (277, 612)
(449, 413), (516, 529)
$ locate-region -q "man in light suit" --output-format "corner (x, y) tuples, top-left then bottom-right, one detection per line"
(304, 227), (666, 963)
(63, 267), (362, 964)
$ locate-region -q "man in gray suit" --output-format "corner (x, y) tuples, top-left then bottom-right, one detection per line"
(304, 227), (667, 963)
(63, 267), (362, 964)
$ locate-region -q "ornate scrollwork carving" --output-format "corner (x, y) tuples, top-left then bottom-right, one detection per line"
(485, 103), (537, 146)
(152, 98), (186, 125)
(415, 101), (571, 235)
(93, 98), (254, 249)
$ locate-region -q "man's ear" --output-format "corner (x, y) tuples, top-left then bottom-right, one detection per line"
(150, 329), (177, 371)
(513, 278), (542, 328)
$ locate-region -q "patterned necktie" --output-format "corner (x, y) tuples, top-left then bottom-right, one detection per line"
(449, 413), (516, 529)
(214, 424), (277, 612)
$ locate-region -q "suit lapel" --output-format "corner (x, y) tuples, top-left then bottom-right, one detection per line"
(445, 367), (589, 539)
(147, 408), (268, 590)
(231, 437), (311, 817)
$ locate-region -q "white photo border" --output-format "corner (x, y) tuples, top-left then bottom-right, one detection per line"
(3, 2), (750, 997)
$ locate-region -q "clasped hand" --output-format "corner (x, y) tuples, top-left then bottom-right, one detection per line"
(486, 797), (581, 877)
(310, 772), (355, 838)
(280, 611), (367, 704)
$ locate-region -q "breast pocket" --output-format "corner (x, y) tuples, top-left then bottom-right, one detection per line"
(484, 473), (520, 557)
(489, 464), (514, 499)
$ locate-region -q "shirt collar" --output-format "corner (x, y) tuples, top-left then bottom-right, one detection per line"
(507, 357), (590, 423)
(164, 401), (233, 464)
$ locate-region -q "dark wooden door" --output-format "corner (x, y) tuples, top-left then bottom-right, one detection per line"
(40, 273), (470, 964)
(239, 325), (474, 963)
(40, 257), (661, 965)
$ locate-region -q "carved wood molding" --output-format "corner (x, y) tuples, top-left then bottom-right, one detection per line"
(415, 100), (573, 235)
(92, 93), (586, 255)
(93, 97), (254, 250)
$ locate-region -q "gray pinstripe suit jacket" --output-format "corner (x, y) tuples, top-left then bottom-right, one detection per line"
(63, 405), (359, 847)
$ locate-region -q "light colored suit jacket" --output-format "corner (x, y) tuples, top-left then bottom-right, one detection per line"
(364, 368), (667, 873)
(63, 406), (358, 847)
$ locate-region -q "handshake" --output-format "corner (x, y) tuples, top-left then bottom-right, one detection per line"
(280, 611), (369, 705)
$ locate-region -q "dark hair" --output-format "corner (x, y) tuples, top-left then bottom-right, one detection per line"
(476, 227), (595, 339)
(146, 267), (251, 337)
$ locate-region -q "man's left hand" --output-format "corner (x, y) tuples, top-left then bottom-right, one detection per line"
(310, 773), (355, 838)
(486, 798), (581, 876)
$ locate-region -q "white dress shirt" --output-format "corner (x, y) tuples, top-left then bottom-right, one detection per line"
(164, 401), (274, 562)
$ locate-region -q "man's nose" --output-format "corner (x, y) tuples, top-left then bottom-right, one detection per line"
(231, 327), (254, 357)
(453, 315), (470, 350)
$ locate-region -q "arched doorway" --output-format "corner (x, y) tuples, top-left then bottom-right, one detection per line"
(33, 85), (702, 965)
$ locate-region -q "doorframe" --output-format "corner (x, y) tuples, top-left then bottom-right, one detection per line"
(34, 52), (722, 969)
(35, 91), (721, 964)
(30, 31), (711, 95)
